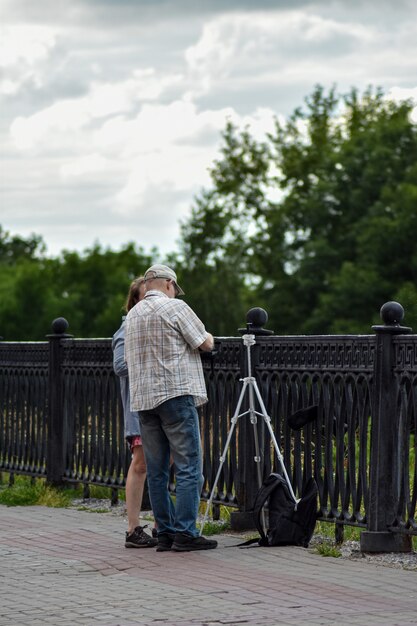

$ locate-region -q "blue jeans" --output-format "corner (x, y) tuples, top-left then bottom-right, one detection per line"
(139, 395), (203, 537)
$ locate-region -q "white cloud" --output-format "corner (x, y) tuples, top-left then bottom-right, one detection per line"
(9, 69), (277, 222)
(9, 70), (183, 151)
(112, 101), (276, 215)
(0, 24), (57, 94)
(60, 153), (115, 180)
(2, 2), (417, 257)
(0, 24), (56, 66)
(185, 11), (374, 94)
(183, 8), (417, 111)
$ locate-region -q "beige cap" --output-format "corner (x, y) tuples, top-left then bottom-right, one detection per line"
(144, 264), (185, 295)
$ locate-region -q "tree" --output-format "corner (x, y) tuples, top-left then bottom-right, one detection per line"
(0, 239), (155, 340)
(175, 122), (275, 334)
(0, 226), (45, 264)
(2, 85), (416, 339)
(178, 86), (417, 334)
(47, 243), (155, 339)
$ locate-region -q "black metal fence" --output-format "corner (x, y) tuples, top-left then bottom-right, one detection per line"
(0, 304), (416, 551)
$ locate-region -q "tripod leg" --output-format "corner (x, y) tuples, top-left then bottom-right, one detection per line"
(252, 381), (298, 504)
(199, 380), (249, 536)
(249, 383), (267, 534)
(249, 383), (263, 489)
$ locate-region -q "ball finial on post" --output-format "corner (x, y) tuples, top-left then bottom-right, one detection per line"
(246, 307), (268, 328)
(51, 317), (69, 335)
(380, 301), (404, 326)
(372, 301), (412, 335)
(238, 307), (273, 335)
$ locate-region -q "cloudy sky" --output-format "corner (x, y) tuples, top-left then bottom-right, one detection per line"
(1, 0), (416, 258)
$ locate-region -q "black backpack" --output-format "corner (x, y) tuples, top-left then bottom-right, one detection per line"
(250, 473), (318, 548)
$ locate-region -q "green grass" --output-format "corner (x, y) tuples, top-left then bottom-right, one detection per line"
(315, 520), (362, 543)
(0, 475), (77, 507)
(196, 501), (232, 534)
(315, 542), (342, 558)
(197, 520), (231, 535)
(199, 501), (232, 521)
(0, 473), (121, 508)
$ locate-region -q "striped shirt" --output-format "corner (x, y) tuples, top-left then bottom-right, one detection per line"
(124, 290), (209, 411)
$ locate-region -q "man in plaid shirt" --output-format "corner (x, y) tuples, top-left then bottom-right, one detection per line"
(125, 264), (217, 552)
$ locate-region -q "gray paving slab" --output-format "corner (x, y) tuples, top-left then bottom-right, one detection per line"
(0, 504), (416, 626)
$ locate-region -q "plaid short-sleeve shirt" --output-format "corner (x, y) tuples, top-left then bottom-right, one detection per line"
(125, 290), (209, 411)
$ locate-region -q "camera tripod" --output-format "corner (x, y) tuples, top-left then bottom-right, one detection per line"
(199, 333), (298, 536)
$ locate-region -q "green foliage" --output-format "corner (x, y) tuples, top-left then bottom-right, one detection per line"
(197, 502), (232, 534)
(0, 476), (42, 506)
(52, 243), (155, 338)
(175, 258), (250, 336)
(197, 520), (231, 535)
(178, 85), (417, 334)
(0, 226), (45, 264)
(342, 525), (362, 542)
(314, 542), (342, 558)
(0, 241), (154, 340)
(88, 484), (125, 500)
(36, 486), (75, 508)
(0, 475), (124, 507)
(0, 476), (75, 507)
(1, 85), (417, 338)
(315, 520), (362, 542)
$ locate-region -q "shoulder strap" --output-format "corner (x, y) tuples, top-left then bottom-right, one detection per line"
(234, 474), (290, 548)
(234, 537), (262, 548)
(252, 473), (286, 544)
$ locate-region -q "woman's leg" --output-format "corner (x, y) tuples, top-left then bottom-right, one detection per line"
(126, 442), (147, 533)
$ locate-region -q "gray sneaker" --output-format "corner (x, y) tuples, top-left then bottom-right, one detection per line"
(171, 532), (218, 552)
(125, 525), (158, 548)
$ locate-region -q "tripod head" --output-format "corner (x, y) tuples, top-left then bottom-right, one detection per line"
(242, 333), (256, 347)
(238, 308), (273, 377)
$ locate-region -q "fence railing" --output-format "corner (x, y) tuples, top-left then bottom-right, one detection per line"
(0, 303), (416, 551)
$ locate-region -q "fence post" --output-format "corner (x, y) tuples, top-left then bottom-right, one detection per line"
(360, 301), (412, 553)
(46, 317), (72, 486)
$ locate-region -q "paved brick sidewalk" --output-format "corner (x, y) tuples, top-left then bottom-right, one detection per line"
(0, 505), (416, 626)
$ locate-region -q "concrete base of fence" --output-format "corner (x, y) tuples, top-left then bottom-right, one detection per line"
(360, 531), (412, 553)
(230, 510), (257, 531)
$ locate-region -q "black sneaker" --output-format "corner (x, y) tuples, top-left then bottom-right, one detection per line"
(125, 525), (158, 548)
(171, 532), (218, 552)
(156, 532), (175, 552)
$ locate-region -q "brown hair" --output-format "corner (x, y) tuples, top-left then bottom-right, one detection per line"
(125, 276), (145, 312)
